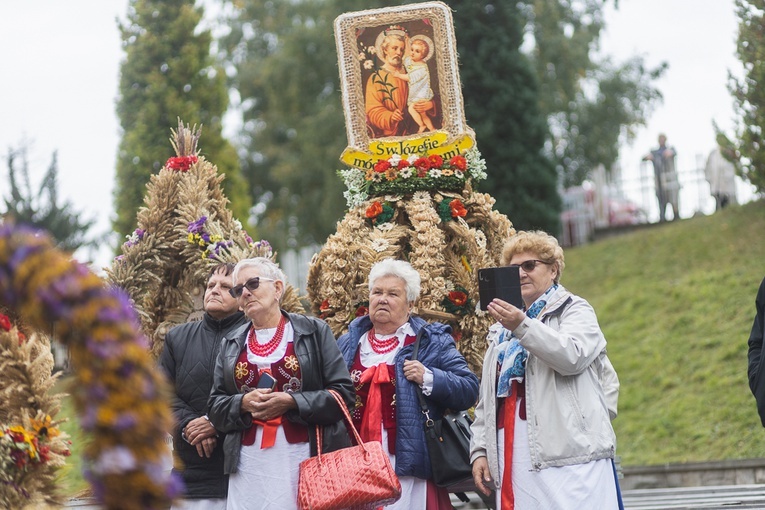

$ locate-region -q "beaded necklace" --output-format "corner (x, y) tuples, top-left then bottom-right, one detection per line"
(367, 328), (400, 354)
(247, 315), (287, 358)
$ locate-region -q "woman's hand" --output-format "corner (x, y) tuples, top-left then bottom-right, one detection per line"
(242, 389), (296, 421)
(196, 436), (217, 459)
(487, 298), (524, 331)
(472, 456), (494, 496)
(403, 359), (426, 385)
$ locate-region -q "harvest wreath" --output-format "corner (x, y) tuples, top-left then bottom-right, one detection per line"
(0, 222), (179, 509)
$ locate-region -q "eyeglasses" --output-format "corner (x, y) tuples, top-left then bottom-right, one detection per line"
(229, 277), (275, 298)
(509, 259), (551, 273)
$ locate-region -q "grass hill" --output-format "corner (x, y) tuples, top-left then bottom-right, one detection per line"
(563, 198), (765, 466)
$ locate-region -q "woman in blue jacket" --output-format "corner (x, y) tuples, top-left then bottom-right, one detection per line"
(337, 258), (479, 509)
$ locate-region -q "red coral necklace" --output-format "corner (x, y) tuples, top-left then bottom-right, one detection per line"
(248, 315), (287, 358)
(367, 328), (400, 354)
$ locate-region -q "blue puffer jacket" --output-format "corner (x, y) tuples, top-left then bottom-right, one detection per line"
(337, 315), (479, 479)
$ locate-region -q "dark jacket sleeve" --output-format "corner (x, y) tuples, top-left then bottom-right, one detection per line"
(425, 328), (480, 411)
(290, 318), (355, 426)
(158, 327), (198, 434)
(207, 335), (252, 433)
(748, 277), (765, 426)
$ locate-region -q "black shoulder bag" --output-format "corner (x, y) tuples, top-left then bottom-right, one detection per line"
(411, 330), (474, 488)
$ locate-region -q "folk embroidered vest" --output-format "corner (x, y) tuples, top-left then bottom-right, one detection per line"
(234, 341), (308, 446)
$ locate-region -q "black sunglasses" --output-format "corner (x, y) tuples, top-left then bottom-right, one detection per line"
(509, 259), (551, 273)
(229, 277), (275, 298)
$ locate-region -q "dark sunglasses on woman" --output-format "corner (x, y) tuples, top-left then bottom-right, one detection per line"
(229, 276), (275, 298)
(509, 259), (551, 273)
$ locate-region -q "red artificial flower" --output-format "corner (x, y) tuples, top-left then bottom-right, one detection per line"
(449, 155), (467, 171)
(397, 159), (410, 169)
(412, 157), (431, 171)
(165, 155), (198, 171)
(365, 201), (383, 219)
(448, 290), (468, 306)
(428, 154), (444, 168)
(355, 305), (369, 317)
(374, 160), (392, 173)
(449, 199), (468, 218)
(452, 330), (462, 344)
(319, 300), (330, 312)
(0, 313), (10, 332)
(416, 167), (428, 178)
(38, 444), (51, 463)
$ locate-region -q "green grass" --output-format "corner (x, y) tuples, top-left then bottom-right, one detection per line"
(563, 199), (765, 466)
(53, 199), (765, 485)
(54, 376), (88, 497)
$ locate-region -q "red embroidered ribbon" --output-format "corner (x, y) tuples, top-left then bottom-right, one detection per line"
(501, 382), (518, 510)
(251, 416), (283, 449)
(358, 363), (391, 444)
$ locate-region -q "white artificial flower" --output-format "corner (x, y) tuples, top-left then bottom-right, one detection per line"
(428, 169), (442, 179)
(399, 168), (414, 179)
(474, 230), (487, 249)
(370, 238), (390, 252)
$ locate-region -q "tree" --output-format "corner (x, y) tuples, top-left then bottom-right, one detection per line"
(726, 0), (765, 192)
(217, 0), (391, 252)
(452, 0), (561, 233)
(521, 0), (666, 188)
(2, 144), (98, 252)
(113, 0), (249, 239)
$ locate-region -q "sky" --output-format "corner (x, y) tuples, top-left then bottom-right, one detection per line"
(0, 0), (755, 271)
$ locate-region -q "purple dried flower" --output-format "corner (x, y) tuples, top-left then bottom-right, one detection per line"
(187, 216), (208, 234)
(114, 412), (138, 431)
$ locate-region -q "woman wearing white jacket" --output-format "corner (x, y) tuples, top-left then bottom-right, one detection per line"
(470, 230), (622, 509)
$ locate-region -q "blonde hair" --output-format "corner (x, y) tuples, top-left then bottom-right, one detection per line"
(500, 230), (565, 283)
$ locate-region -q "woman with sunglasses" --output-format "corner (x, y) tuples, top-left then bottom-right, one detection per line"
(207, 257), (354, 510)
(470, 231), (623, 509)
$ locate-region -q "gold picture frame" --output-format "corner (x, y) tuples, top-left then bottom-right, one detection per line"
(334, 1), (472, 168)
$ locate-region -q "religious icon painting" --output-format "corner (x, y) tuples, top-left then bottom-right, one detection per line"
(334, 1), (475, 172)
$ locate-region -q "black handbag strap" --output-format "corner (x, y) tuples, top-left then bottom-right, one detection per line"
(410, 329), (434, 426)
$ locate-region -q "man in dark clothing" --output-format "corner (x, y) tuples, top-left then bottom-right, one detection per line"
(643, 133), (680, 222)
(159, 262), (248, 509)
(748, 277), (765, 427)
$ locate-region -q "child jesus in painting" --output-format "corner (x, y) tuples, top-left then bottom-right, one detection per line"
(394, 35), (436, 133)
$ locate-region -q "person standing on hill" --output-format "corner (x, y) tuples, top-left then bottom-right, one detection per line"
(704, 136), (738, 211)
(642, 133), (680, 222)
(159, 262), (249, 509)
(747, 277), (765, 426)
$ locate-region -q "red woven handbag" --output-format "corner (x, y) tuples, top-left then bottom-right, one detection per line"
(297, 389), (402, 510)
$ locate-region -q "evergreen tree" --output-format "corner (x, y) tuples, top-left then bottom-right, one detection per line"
(452, 0), (561, 234)
(727, 0), (765, 192)
(2, 145), (98, 252)
(114, 0), (249, 239)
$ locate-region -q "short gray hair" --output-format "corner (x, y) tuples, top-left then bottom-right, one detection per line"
(368, 259), (421, 303)
(232, 257), (286, 287)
